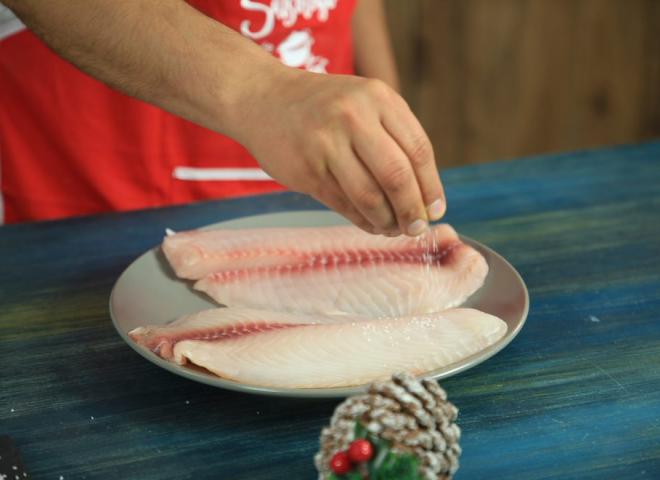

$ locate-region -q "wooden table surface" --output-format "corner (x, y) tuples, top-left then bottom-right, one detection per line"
(1, 142), (659, 479)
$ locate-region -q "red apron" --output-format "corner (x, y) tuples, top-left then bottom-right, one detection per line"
(0, 0), (356, 223)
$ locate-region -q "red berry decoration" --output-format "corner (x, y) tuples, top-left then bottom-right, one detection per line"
(348, 439), (374, 463)
(330, 451), (352, 475)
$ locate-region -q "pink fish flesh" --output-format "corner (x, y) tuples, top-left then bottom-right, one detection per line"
(164, 224), (466, 279)
(164, 224), (489, 316)
(129, 307), (507, 389)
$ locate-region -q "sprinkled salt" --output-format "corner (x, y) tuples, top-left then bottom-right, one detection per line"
(11, 467), (17, 471)
(60, 476), (64, 480)
(10, 408), (14, 413)
(185, 400), (190, 405)
(90, 416), (94, 420)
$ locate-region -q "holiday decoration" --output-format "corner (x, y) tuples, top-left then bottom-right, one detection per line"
(315, 373), (461, 480)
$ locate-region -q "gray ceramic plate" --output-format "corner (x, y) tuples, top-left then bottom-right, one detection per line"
(110, 210), (529, 398)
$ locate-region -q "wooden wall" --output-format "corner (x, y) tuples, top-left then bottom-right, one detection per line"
(384, 0), (660, 166)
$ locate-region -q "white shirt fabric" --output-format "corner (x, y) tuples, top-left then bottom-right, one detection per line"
(0, 6), (25, 42)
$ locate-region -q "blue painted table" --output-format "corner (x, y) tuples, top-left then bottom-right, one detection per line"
(1, 142), (659, 479)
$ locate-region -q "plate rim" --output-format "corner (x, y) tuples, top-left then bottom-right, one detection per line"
(110, 210), (529, 398)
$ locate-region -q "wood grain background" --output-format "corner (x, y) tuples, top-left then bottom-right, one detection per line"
(384, 0), (660, 166)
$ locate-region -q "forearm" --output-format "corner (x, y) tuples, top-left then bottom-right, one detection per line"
(2, 0), (444, 236)
(351, 0), (399, 91)
(1, 0), (283, 140)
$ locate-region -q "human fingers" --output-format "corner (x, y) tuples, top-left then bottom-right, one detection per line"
(352, 122), (428, 237)
(327, 138), (398, 234)
(380, 88), (446, 221)
(311, 173), (378, 234)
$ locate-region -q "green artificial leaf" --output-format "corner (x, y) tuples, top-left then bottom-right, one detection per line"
(345, 472), (363, 480)
(350, 422), (423, 480)
(369, 447), (421, 480)
(368, 437), (391, 479)
(379, 452), (421, 480)
(353, 420), (368, 440)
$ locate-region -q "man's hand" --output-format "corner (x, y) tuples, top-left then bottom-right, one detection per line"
(2, 0), (445, 235)
(237, 68), (446, 236)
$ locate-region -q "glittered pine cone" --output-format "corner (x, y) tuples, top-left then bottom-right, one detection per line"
(315, 372), (461, 480)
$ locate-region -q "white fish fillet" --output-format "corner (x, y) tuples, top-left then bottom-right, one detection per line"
(164, 224), (489, 316)
(164, 224), (463, 279)
(164, 225), (408, 280)
(129, 307), (507, 389)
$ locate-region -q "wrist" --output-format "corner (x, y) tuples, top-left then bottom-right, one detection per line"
(162, 12), (289, 143)
(202, 36), (299, 146)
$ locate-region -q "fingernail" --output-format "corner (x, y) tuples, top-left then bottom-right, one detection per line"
(407, 219), (428, 236)
(427, 199), (446, 221)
